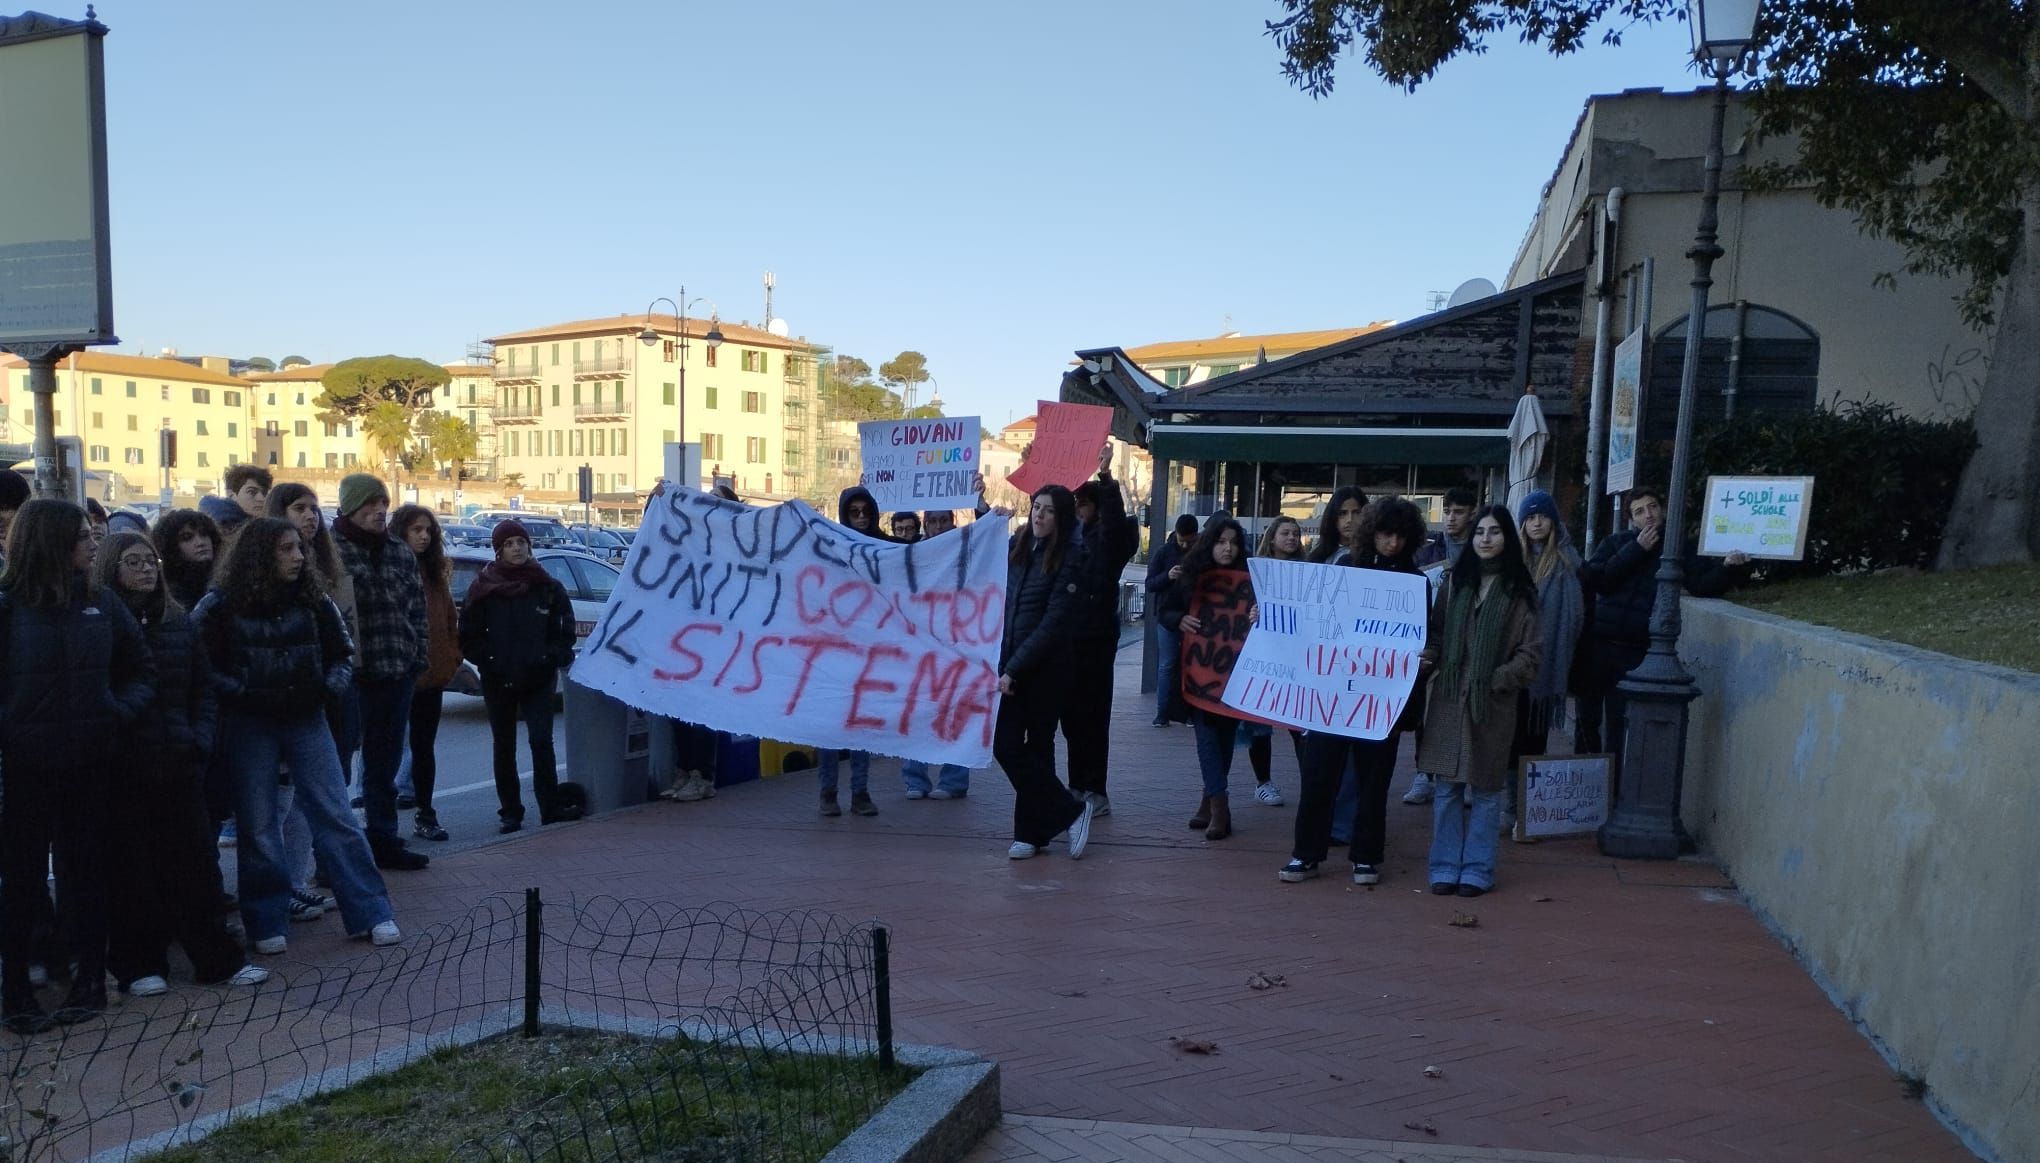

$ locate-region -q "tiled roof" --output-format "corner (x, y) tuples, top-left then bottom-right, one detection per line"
(1123, 323), (1395, 366)
(0, 350), (252, 389)
(242, 363), (336, 383)
(485, 313), (816, 350)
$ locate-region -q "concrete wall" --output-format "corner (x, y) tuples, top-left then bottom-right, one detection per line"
(1679, 599), (2040, 1163)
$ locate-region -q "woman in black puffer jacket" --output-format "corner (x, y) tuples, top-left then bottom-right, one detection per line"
(0, 500), (155, 1033)
(93, 532), (266, 997)
(191, 518), (400, 957)
(994, 485), (1093, 862)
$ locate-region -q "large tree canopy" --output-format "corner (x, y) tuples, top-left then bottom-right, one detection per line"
(317, 355), (450, 421)
(826, 354), (906, 421)
(1264, 0), (2040, 566)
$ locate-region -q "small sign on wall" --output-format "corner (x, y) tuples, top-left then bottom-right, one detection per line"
(1517, 755), (1614, 839)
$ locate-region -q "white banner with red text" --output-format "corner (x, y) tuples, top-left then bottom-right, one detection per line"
(571, 489), (1007, 767)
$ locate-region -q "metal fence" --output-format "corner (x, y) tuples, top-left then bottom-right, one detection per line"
(0, 892), (896, 1162)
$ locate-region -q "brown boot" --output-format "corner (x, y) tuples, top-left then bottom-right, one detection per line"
(1188, 795), (1212, 830)
(1205, 797), (1233, 841)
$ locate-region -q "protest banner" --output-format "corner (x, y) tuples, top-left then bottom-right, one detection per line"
(857, 416), (982, 512)
(1220, 558), (1427, 741)
(1699, 475), (1814, 560)
(1516, 755), (1614, 839)
(571, 488), (1007, 767)
(1177, 568), (1278, 725)
(1006, 400), (1113, 495)
(1606, 328), (1644, 494)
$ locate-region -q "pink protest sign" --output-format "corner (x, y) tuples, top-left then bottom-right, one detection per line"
(1006, 400), (1113, 495)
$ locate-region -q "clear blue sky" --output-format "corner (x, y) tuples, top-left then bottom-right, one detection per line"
(97, 0), (1700, 425)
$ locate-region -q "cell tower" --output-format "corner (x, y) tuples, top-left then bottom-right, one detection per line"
(763, 271), (775, 330)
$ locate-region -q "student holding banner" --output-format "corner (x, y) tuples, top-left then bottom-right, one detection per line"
(817, 486), (892, 817)
(1244, 516), (1309, 807)
(1060, 448), (1139, 819)
(1160, 517), (1254, 841)
(995, 486), (1094, 860)
(901, 507), (972, 802)
(1279, 498), (1428, 885)
(1418, 506), (1543, 898)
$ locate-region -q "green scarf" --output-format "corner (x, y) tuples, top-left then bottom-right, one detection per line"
(1437, 559), (1515, 724)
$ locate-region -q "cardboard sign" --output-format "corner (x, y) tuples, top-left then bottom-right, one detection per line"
(571, 488), (1008, 767)
(1178, 568), (1276, 723)
(1220, 558), (1427, 741)
(1606, 328), (1644, 494)
(857, 416), (982, 512)
(1006, 400), (1113, 496)
(1516, 755), (1614, 838)
(1699, 475), (1814, 560)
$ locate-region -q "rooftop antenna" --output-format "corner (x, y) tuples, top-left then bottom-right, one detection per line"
(763, 271), (775, 330)
(1427, 291), (1450, 312)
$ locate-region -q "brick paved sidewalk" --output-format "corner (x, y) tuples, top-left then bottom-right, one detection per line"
(357, 649), (1968, 1163)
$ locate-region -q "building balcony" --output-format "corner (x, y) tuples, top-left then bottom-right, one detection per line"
(493, 365), (541, 383)
(572, 357), (631, 378)
(574, 401), (632, 420)
(492, 403), (544, 423)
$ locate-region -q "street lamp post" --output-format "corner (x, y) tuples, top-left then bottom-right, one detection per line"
(638, 292), (723, 490)
(1599, 0), (1760, 859)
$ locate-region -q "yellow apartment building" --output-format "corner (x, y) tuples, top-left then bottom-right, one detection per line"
(484, 312), (829, 502)
(1, 351), (261, 498)
(1124, 324), (1395, 388)
(240, 362), (374, 475)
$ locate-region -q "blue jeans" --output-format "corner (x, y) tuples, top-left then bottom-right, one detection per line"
(900, 760), (970, 795)
(1153, 622), (1182, 722)
(354, 675), (416, 842)
(816, 749), (870, 796)
(1192, 712), (1240, 799)
(226, 709), (394, 942)
(1429, 781), (1503, 890)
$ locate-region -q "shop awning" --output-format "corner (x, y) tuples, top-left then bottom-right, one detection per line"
(1148, 425), (1510, 466)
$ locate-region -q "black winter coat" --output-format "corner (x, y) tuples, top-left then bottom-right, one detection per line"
(1074, 479), (1139, 646)
(127, 599), (219, 766)
(0, 586), (156, 770)
(1580, 530), (1747, 648)
(1000, 537), (1086, 679)
(457, 578), (576, 695)
(191, 593), (356, 720)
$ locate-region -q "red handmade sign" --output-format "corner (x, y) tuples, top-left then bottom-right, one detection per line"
(1006, 400), (1114, 496)
(1178, 568), (1278, 725)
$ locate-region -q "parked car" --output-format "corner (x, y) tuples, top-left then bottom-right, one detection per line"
(566, 522), (630, 563)
(447, 545), (620, 697)
(442, 522), (494, 548)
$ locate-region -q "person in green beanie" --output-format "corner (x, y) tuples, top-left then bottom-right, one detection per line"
(330, 473), (431, 872)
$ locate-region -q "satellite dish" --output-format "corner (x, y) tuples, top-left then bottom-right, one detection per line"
(766, 318), (790, 337)
(1446, 278), (1498, 308)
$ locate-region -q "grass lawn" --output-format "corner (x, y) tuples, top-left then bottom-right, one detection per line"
(1733, 564), (2040, 673)
(140, 1029), (916, 1163)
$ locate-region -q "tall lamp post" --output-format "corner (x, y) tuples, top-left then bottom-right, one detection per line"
(1598, 0), (1760, 860)
(638, 292), (723, 489)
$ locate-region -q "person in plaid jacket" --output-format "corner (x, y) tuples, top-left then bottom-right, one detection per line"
(330, 474), (430, 871)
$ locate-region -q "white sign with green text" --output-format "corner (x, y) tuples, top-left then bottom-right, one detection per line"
(1699, 475), (1814, 561)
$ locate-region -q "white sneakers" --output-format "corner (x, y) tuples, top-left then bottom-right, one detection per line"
(1402, 774), (1436, 804)
(1254, 782), (1285, 806)
(1007, 841), (1039, 860)
(127, 975), (169, 997)
(252, 936), (287, 956)
(364, 921), (403, 946)
(228, 965), (270, 987)
(129, 968), (266, 996)
(662, 771), (716, 802)
(904, 788), (927, 800)
(1066, 801), (1094, 860)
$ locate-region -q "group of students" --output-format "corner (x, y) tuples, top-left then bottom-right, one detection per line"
(0, 465), (579, 1034)
(1144, 483), (1749, 897)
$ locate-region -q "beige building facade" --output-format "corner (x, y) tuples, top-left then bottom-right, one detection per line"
(1508, 87), (1989, 427)
(483, 313), (829, 503)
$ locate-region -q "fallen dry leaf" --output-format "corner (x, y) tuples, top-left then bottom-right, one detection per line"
(1422, 1065), (1444, 1078)
(1169, 1036), (1220, 1055)
(1449, 911), (1480, 928)
(1402, 1118), (1439, 1136)
(1246, 971), (1288, 991)
(1533, 894), (1554, 903)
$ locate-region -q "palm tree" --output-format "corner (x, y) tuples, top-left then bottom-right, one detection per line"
(363, 401), (412, 484)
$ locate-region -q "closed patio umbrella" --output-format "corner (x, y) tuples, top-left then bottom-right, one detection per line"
(1506, 390), (1550, 513)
